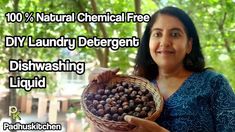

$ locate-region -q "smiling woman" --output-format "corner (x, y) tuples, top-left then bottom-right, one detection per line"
(133, 6), (235, 132)
(88, 6), (235, 132)
(149, 14), (192, 73)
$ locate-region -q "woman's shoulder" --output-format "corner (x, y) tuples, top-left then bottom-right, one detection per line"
(194, 68), (225, 81)
(195, 69), (231, 90)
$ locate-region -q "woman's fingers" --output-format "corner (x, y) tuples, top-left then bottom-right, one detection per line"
(124, 115), (149, 126)
(111, 68), (120, 74)
(124, 115), (168, 132)
(89, 67), (120, 83)
(99, 68), (119, 83)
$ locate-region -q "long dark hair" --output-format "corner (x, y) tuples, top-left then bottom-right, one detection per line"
(134, 6), (205, 81)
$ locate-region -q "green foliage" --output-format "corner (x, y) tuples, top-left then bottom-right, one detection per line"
(68, 107), (85, 120)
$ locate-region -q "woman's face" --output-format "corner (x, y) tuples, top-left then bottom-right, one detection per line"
(149, 14), (192, 71)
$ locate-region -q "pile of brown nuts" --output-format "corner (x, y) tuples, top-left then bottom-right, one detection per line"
(84, 81), (156, 121)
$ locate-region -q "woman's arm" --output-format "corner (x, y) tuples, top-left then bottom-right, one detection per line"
(210, 74), (235, 131)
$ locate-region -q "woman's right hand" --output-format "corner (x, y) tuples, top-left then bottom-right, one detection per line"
(88, 67), (119, 83)
(124, 115), (169, 132)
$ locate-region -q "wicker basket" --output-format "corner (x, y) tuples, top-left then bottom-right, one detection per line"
(81, 75), (164, 131)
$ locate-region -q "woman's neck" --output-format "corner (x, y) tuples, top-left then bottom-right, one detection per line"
(158, 65), (190, 80)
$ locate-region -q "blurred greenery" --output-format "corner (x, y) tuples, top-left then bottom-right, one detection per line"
(68, 107), (85, 120)
(0, 0), (234, 97)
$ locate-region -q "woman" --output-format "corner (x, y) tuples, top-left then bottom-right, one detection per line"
(89, 6), (235, 132)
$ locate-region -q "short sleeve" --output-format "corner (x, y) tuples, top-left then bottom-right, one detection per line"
(210, 75), (235, 131)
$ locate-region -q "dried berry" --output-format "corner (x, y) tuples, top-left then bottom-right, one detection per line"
(110, 101), (117, 106)
(124, 89), (131, 94)
(108, 94), (114, 98)
(135, 107), (141, 112)
(130, 91), (137, 97)
(85, 100), (92, 106)
(93, 100), (99, 107)
(135, 98), (142, 104)
(104, 114), (111, 120)
(139, 111), (147, 118)
(104, 89), (111, 95)
(112, 113), (119, 121)
(97, 104), (103, 109)
(133, 112), (140, 117)
(110, 107), (118, 114)
(123, 105), (129, 112)
(111, 97), (116, 101)
(116, 104), (121, 108)
(101, 95), (108, 100)
(138, 91), (143, 95)
(98, 109), (105, 116)
(128, 111), (133, 116)
(146, 93), (153, 99)
(116, 83), (121, 87)
(122, 101), (129, 106)
(117, 100), (122, 104)
(128, 87), (133, 92)
(147, 101), (155, 107)
(104, 106), (111, 113)
(97, 89), (105, 95)
(136, 95), (141, 98)
(120, 96), (127, 102)
(100, 100), (106, 105)
(95, 94), (101, 101)
(137, 104), (143, 108)
(142, 106), (150, 111)
(86, 92), (94, 100)
(129, 102), (135, 109)
(117, 86), (124, 92)
(122, 112), (127, 117)
(90, 108), (96, 114)
(111, 89), (117, 94)
(114, 95), (120, 100)
(106, 98), (112, 104)
(141, 88), (148, 94)
(119, 91), (124, 96)
(133, 85), (140, 91)
(117, 116), (124, 121)
(118, 108), (123, 114)
(141, 96), (149, 102)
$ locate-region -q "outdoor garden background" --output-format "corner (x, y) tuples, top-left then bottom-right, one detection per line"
(0, 0), (235, 132)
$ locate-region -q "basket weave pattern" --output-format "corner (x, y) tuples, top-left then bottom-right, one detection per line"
(81, 75), (164, 131)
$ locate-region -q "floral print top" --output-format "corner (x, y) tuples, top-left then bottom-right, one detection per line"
(153, 70), (235, 132)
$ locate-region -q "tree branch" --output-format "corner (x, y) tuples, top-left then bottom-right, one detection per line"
(90, 0), (108, 38)
(90, 0), (109, 67)
(218, 12), (231, 52)
(77, 1), (95, 36)
(135, 0), (142, 38)
(77, 0), (104, 65)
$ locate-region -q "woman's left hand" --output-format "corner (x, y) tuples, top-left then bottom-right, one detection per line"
(124, 115), (169, 132)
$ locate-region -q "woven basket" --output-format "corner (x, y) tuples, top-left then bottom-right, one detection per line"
(81, 75), (164, 131)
